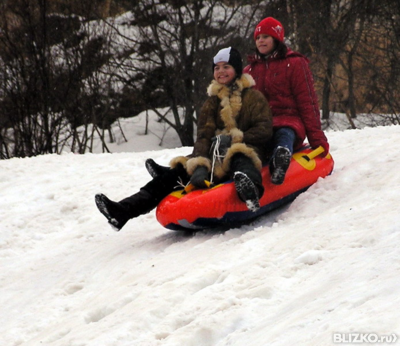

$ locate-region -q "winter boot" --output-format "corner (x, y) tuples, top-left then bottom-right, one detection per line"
(95, 193), (132, 231)
(95, 188), (157, 231)
(233, 172), (260, 212)
(230, 153), (264, 212)
(270, 146), (291, 185)
(145, 158), (170, 178)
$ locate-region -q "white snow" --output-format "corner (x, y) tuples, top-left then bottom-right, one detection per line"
(1, 118), (400, 346)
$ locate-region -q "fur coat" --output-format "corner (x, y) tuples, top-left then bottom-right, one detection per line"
(170, 73), (273, 183)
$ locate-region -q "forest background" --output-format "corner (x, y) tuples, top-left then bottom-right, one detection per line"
(0, 0), (399, 159)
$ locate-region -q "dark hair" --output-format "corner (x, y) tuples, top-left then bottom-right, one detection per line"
(255, 39), (288, 59)
(274, 39), (288, 58)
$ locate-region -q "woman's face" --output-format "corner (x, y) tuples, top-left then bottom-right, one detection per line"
(255, 34), (276, 55)
(213, 62), (237, 85)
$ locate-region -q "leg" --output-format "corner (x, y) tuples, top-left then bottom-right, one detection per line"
(272, 127), (295, 155)
(230, 153), (264, 212)
(270, 127), (295, 185)
(145, 158), (170, 178)
(95, 166), (187, 231)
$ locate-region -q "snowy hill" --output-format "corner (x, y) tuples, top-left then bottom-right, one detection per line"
(1, 124), (400, 346)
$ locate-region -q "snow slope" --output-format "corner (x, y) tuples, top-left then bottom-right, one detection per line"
(1, 124), (400, 346)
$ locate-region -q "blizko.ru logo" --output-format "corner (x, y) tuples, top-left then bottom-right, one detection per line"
(333, 333), (398, 344)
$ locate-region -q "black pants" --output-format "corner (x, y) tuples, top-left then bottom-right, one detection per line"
(119, 166), (190, 219)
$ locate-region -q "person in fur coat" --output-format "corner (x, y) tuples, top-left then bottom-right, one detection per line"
(244, 17), (329, 185)
(171, 47), (272, 201)
(95, 47), (273, 231)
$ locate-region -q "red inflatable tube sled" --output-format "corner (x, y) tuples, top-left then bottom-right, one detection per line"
(156, 145), (334, 231)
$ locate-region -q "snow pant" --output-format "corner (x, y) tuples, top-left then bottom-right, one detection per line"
(119, 165), (189, 220)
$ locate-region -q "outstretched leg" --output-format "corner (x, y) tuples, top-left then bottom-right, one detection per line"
(95, 166), (188, 231)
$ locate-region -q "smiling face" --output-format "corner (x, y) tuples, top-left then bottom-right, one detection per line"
(213, 62), (237, 85)
(255, 34), (276, 55)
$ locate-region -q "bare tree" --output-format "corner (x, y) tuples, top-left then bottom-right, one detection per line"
(0, 0), (60, 157)
(0, 0), (120, 158)
(1, 0), (399, 159)
(108, 0), (263, 146)
(357, 0), (400, 122)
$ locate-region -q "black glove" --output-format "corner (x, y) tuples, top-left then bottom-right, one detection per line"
(190, 165), (209, 189)
(210, 135), (232, 157)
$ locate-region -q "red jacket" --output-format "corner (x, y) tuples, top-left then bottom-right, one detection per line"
(244, 49), (329, 152)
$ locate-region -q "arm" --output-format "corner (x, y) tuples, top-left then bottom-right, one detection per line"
(240, 89), (273, 147)
(192, 96), (218, 158)
(169, 97), (217, 172)
(182, 97), (221, 187)
(291, 57), (329, 153)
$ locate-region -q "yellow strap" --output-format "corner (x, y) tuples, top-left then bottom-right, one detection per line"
(184, 180), (212, 194)
(184, 183), (196, 194)
(204, 180), (212, 188)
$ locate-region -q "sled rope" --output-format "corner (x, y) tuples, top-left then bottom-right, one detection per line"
(182, 135), (226, 194)
(210, 135), (225, 185)
(176, 176), (188, 190)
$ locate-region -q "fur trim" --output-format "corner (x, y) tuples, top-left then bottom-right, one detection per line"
(222, 143), (262, 173)
(239, 73), (256, 89)
(230, 128), (244, 143)
(186, 157), (212, 175)
(212, 165), (227, 180)
(207, 73), (255, 97)
(206, 74), (255, 138)
(169, 156), (189, 170)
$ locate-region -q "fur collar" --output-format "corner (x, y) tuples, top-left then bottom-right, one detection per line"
(206, 74), (255, 134)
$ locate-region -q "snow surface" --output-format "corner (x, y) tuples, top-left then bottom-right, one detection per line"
(1, 118), (400, 346)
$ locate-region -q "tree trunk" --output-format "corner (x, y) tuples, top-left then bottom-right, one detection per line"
(322, 57), (334, 120)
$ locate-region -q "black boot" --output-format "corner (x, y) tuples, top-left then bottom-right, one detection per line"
(230, 153), (264, 212)
(95, 167), (187, 231)
(233, 172), (260, 212)
(95, 191), (155, 231)
(95, 193), (132, 231)
(270, 146), (291, 185)
(145, 158), (170, 178)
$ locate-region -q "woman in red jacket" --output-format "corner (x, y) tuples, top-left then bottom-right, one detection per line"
(244, 17), (329, 185)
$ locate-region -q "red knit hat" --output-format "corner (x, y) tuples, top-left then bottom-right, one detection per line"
(253, 17), (284, 42)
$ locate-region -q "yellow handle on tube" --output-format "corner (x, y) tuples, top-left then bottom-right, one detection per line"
(184, 180), (212, 194)
(306, 146), (324, 160)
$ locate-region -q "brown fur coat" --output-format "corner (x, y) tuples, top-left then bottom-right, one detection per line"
(170, 73), (273, 182)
